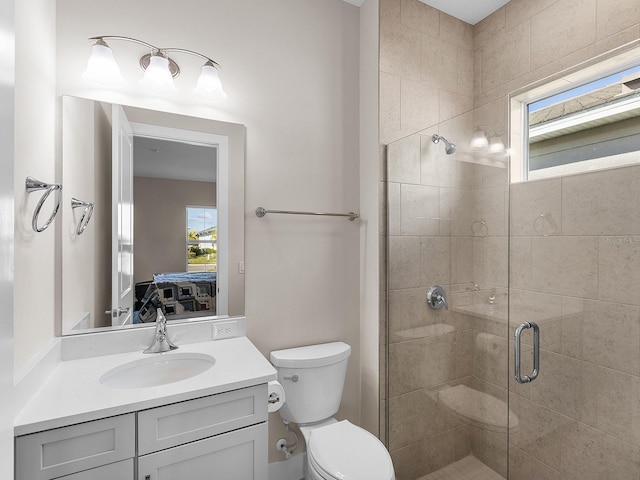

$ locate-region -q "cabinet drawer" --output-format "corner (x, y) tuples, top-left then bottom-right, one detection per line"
(56, 459), (134, 480)
(138, 422), (267, 480)
(138, 384), (267, 455)
(15, 413), (135, 480)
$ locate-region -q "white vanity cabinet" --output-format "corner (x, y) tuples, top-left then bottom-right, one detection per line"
(137, 384), (268, 480)
(16, 384), (268, 480)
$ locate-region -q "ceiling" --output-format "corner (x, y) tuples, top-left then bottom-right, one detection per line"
(343, 0), (510, 25)
(133, 137), (217, 183)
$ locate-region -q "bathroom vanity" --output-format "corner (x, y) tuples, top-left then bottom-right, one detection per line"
(14, 332), (276, 480)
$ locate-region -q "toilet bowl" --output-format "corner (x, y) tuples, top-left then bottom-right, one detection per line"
(270, 342), (395, 480)
(302, 419), (394, 480)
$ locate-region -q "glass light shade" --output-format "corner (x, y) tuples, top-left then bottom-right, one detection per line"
(193, 64), (228, 102)
(489, 137), (505, 154)
(470, 130), (489, 149)
(82, 43), (125, 88)
(139, 55), (177, 95)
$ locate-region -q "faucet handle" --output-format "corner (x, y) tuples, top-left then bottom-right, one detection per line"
(427, 285), (449, 310)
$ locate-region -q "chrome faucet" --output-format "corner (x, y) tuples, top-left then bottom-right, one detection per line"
(143, 307), (178, 354)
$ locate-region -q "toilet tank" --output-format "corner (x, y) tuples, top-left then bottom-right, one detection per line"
(270, 342), (351, 424)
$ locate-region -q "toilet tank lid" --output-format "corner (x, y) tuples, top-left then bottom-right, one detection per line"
(270, 342), (351, 368)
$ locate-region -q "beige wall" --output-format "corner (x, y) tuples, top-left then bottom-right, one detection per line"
(0, 0), (15, 474)
(9, 0), (362, 465)
(133, 177), (216, 285)
(61, 97), (112, 331)
(14, 0), (57, 374)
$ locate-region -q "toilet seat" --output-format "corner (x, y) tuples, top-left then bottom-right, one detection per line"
(307, 420), (394, 480)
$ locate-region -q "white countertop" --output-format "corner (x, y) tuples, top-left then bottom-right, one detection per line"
(14, 336), (277, 436)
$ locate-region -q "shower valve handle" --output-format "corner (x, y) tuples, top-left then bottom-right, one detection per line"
(427, 285), (448, 310)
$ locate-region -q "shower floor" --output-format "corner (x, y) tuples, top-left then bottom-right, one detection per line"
(418, 455), (505, 480)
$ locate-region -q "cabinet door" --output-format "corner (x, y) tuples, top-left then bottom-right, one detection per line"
(138, 384), (267, 455)
(16, 413), (135, 480)
(55, 459), (134, 480)
(138, 422), (267, 480)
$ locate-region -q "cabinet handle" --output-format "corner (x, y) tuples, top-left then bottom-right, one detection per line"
(145, 475), (151, 480)
(514, 321), (540, 384)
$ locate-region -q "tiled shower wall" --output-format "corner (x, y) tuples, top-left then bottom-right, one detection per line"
(380, 0), (640, 478)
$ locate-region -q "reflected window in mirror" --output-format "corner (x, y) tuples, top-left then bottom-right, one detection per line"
(187, 206), (217, 273)
(509, 44), (640, 183)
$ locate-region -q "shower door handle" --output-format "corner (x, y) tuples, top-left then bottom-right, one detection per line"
(514, 322), (540, 384)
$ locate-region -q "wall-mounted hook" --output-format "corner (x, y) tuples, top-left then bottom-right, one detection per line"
(25, 176), (62, 233)
(71, 198), (95, 235)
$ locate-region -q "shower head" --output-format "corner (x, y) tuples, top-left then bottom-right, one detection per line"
(432, 134), (456, 155)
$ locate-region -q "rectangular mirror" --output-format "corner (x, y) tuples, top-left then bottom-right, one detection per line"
(61, 96), (245, 334)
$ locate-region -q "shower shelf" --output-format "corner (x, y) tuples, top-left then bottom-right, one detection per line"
(438, 384), (518, 433)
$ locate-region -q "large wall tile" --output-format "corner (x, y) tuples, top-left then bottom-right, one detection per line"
(505, 0), (558, 30)
(510, 177), (561, 236)
(420, 236), (451, 286)
(389, 332), (458, 396)
(400, 0), (439, 34)
(561, 298), (640, 376)
(421, 34), (459, 91)
(380, 72), (401, 131)
(388, 236), (421, 289)
(388, 286), (450, 339)
(530, 236), (598, 297)
(400, 184), (440, 235)
(388, 182), (401, 235)
(380, 19), (422, 80)
(592, 367), (640, 447)
(400, 78), (441, 133)
(420, 133), (451, 187)
(530, 0), (597, 70)
(388, 133), (421, 184)
(391, 429), (457, 478)
(598, 236), (640, 305)
(474, 8), (506, 50)
(380, 0), (401, 23)
(562, 166), (640, 236)
(482, 236), (508, 287)
(596, 0), (640, 40)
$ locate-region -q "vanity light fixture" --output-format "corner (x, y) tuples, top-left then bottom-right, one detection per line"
(83, 36), (227, 102)
(470, 126), (506, 155)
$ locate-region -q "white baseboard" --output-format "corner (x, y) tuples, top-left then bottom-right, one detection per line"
(269, 453), (305, 480)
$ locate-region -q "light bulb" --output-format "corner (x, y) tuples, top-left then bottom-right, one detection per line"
(470, 129), (489, 149)
(489, 137), (505, 154)
(139, 54), (177, 95)
(193, 63), (227, 102)
(82, 40), (125, 88)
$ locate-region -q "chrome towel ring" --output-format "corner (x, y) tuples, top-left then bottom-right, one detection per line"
(71, 198), (95, 235)
(25, 176), (62, 233)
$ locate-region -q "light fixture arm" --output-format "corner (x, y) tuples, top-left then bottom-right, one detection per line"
(88, 36), (221, 67)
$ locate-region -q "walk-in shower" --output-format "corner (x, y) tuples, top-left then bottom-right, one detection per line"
(384, 40), (640, 480)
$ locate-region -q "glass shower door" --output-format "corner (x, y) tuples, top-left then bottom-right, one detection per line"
(507, 166), (640, 479)
(386, 114), (511, 480)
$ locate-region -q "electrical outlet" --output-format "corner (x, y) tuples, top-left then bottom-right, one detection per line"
(214, 322), (237, 339)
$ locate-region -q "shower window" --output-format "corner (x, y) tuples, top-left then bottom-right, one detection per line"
(511, 56), (640, 182)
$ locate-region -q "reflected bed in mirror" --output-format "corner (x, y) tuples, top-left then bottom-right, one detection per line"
(61, 95), (245, 335)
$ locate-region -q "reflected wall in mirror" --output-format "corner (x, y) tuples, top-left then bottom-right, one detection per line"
(61, 96), (245, 334)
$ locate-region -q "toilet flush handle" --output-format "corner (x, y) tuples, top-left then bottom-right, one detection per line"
(282, 375), (299, 382)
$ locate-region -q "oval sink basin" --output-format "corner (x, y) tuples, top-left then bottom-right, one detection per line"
(100, 352), (215, 389)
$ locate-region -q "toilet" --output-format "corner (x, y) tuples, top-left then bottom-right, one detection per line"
(270, 342), (395, 480)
